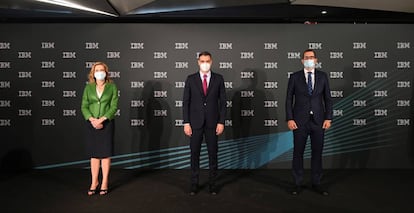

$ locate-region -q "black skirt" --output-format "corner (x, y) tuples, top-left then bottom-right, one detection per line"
(85, 120), (114, 158)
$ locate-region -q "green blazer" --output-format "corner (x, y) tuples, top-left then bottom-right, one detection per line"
(81, 82), (119, 120)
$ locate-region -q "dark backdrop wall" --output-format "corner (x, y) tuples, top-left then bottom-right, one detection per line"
(0, 24), (412, 169)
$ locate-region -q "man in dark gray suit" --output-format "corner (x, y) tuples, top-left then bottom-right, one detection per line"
(183, 51), (227, 195)
(285, 49), (333, 196)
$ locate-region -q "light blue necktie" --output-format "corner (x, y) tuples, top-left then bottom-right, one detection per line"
(307, 72), (313, 95)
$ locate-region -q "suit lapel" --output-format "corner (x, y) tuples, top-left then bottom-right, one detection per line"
(313, 70), (321, 95)
(206, 73), (215, 96)
(195, 74), (205, 96)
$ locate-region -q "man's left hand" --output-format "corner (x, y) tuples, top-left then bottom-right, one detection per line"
(216, 124), (224, 135)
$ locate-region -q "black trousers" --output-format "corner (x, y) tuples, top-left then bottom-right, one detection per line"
(292, 117), (325, 186)
(190, 127), (218, 185)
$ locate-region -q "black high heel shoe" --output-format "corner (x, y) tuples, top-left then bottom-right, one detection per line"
(87, 189), (97, 196)
(99, 189), (109, 195)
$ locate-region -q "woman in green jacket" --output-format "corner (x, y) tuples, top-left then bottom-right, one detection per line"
(81, 62), (118, 196)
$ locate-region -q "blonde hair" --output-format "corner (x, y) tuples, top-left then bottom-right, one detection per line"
(87, 62), (113, 83)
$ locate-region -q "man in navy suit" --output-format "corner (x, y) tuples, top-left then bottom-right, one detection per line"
(183, 51), (227, 195)
(285, 49), (333, 196)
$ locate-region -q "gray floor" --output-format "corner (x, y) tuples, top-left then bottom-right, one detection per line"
(0, 169), (413, 213)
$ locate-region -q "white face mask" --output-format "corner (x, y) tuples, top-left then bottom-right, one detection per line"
(304, 59), (315, 68)
(94, 71), (106, 80)
(200, 63), (211, 72)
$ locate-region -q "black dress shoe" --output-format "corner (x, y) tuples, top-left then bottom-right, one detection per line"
(312, 185), (329, 196)
(190, 184), (198, 196)
(209, 184), (218, 195)
(291, 186), (302, 195)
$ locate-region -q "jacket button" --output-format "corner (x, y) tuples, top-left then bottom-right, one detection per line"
(203, 103), (207, 106)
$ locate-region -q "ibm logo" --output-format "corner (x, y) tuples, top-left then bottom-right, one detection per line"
(85, 42), (99, 49)
(0, 100), (11, 107)
(264, 101), (278, 108)
(42, 119), (55, 126)
(131, 81), (144, 88)
(115, 109), (121, 116)
(330, 72), (344, 79)
(353, 119), (367, 126)
(397, 81), (410, 88)
(225, 120), (233, 127)
(154, 91), (167, 98)
(0, 42), (11, 49)
(264, 62), (278, 69)
(41, 61), (55, 69)
(333, 109), (343, 116)
(42, 100), (55, 107)
(175, 101), (183, 107)
(315, 62), (322, 69)
(63, 90), (76, 98)
(353, 61), (367, 69)
(18, 90), (32, 97)
(131, 100), (145, 107)
(18, 52), (31, 59)
(175, 42), (188, 49)
(374, 52), (387, 59)
(287, 72), (293, 78)
(0, 119), (11, 126)
(131, 43), (144, 49)
(241, 91), (254, 98)
(175, 62), (188, 69)
(85, 62), (94, 68)
(62, 52), (76, 59)
(219, 62), (232, 69)
(264, 82), (278, 89)
(288, 52), (301, 59)
(330, 52), (343, 59)
(241, 110), (254, 117)
(175, 119), (184, 126)
(397, 42), (410, 49)
(308, 42), (322, 49)
(374, 109), (388, 116)
(175, 81), (185, 88)
(18, 109), (32, 116)
(63, 72), (76, 79)
(374, 72), (387, 79)
(63, 109), (76, 116)
(397, 119), (410, 126)
(154, 52), (167, 59)
(131, 62), (144, 69)
(154, 72), (167, 79)
(264, 119), (278, 127)
(154, 110), (168, 117)
(41, 81), (55, 88)
(131, 119), (145, 126)
(264, 43), (278, 49)
(226, 101), (232, 108)
(0, 81), (10, 88)
(353, 100), (367, 107)
(241, 72), (254, 79)
(224, 82), (233, 89)
(109, 71), (120, 78)
(41, 42), (55, 49)
(397, 61), (410, 69)
(374, 90), (388, 97)
(0, 62), (11, 69)
(353, 81), (367, 88)
(353, 42), (367, 49)
(107, 52), (120, 59)
(219, 43), (232, 49)
(397, 100), (410, 107)
(331, 90), (344, 98)
(240, 52), (254, 59)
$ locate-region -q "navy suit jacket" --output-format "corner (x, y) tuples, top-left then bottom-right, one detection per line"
(183, 71), (227, 129)
(285, 69), (333, 126)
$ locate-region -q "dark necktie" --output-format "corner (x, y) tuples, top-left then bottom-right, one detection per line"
(307, 72), (313, 95)
(203, 74), (208, 96)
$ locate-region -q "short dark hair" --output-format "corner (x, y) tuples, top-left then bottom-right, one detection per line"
(303, 49), (316, 58)
(198, 51), (212, 59)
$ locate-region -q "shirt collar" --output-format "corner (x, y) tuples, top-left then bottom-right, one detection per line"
(304, 68), (315, 74)
(199, 71), (211, 78)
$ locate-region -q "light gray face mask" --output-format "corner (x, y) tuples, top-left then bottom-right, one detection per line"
(304, 59), (315, 68)
(94, 71), (106, 80)
(200, 63), (211, 72)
